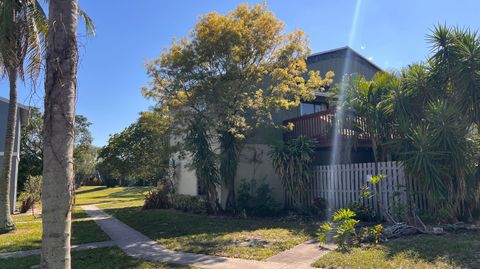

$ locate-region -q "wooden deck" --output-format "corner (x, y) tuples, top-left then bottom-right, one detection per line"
(283, 110), (372, 147)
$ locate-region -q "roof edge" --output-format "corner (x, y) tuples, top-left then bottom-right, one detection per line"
(308, 46), (383, 72)
(0, 96), (30, 111)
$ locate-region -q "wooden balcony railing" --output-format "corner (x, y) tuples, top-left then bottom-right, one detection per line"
(283, 110), (372, 147)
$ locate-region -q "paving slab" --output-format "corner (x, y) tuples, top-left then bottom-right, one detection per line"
(82, 204), (332, 269)
(0, 241), (115, 259)
(266, 239), (335, 268)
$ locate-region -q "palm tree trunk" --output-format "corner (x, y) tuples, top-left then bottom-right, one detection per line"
(0, 68), (18, 233)
(40, 0), (78, 268)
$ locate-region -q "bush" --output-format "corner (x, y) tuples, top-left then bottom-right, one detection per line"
(143, 184), (172, 210)
(237, 179), (280, 217)
(312, 197), (328, 220)
(318, 208), (384, 250)
(82, 177), (102, 186)
(360, 224), (384, 244)
(348, 201), (376, 222)
(143, 181), (207, 213)
(18, 176), (42, 216)
(318, 208), (359, 250)
(171, 194), (207, 213)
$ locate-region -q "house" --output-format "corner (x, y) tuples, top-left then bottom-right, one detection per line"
(0, 97), (29, 213)
(173, 46), (382, 205)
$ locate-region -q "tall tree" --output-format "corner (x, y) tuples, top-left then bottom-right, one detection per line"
(97, 111), (170, 186)
(73, 115), (97, 184)
(40, 0), (78, 267)
(0, 0), (47, 233)
(341, 72), (396, 163)
(19, 110), (97, 189)
(18, 107), (43, 191)
(143, 4), (333, 211)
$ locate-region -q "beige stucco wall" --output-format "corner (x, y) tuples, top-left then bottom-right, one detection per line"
(234, 143), (284, 204)
(174, 142), (284, 206)
(174, 157), (198, 196)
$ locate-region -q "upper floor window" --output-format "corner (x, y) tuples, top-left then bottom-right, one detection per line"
(300, 102), (328, 116)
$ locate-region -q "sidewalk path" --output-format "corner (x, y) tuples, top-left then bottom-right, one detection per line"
(266, 239), (335, 268)
(0, 241), (115, 259)
(81, 204), (333, 269)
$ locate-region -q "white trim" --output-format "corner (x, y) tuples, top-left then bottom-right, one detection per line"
(0, 152), (19, 156)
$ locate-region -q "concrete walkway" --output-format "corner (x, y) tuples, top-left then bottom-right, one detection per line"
(81, 204), (333, 269)
(0, 241), (115, 259)
(266, 239), (335, 268)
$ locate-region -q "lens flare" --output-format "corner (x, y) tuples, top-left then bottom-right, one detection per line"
(327, 0), (364, 217)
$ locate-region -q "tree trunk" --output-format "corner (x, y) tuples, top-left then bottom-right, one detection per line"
(40, 1), (78, 268)
(0, 69), (18, 233)
(219, 132), (242, 212)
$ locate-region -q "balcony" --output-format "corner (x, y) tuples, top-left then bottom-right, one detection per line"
(283, 110), (372, 148)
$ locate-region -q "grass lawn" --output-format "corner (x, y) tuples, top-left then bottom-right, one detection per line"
(0, 207), (110, 253)
(104, 204), (314, 261)
(313, 231), (480, 269)
(0, 247), (196, 269)
(74, 186), (150, 206)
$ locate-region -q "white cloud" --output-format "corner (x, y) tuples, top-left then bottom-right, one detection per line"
(360, 44), (366, 50)
(368, 56), (374, 61)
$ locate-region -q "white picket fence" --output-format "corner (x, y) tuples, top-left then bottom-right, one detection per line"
(290, 161), (428, 218)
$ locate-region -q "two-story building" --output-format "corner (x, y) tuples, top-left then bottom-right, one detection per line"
(174, 46), (382, 205)
(0, 97), (29, 213)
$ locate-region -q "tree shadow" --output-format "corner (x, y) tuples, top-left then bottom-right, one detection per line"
(381, 231), (480, 269)
(105, 206), (316, 246)
(75, 186), (107, 195)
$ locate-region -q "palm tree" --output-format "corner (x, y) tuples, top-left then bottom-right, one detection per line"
(0, 0), (47, 233)
(185, 115), (221, 214)
(341, 72), (396, 163)
(40, 0), (79, 267)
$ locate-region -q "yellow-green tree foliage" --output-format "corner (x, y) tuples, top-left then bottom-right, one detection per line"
(143, 4), (334, 138)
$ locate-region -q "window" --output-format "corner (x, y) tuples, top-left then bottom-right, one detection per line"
(315, 103), (328, 113)
(300, 102), (328, 116)
(300, 103), (314, 115)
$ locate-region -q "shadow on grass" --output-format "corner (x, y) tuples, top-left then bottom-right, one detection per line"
(75, 186), (107, 195)
(105, 206), (315, 258)
(75, 186), (151, 205)
(104, 187), (149, 200)
(110, 206), (313, 237)
(381, 232), (480, 269)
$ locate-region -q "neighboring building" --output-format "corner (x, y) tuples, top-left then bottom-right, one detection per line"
(173, 46), (382, 206)
(0, 97), (29, 213)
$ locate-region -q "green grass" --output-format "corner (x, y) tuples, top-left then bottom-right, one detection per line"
(74, 186), (150, 206)
(313, 231), (480, 269)
(105, 205), (314, 261)
(0, 207), (110, 253)
(0, 247), (197, 269)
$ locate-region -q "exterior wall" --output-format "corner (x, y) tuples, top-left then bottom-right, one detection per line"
(174, 157), (198, 196)
(170, 133), (198, 196)
(307, 48), (379, 84)
(0, 101), (24, 213)
(234, 144), (284, 204)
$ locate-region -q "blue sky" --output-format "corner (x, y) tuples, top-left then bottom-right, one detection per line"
(2, 0), (480, 146)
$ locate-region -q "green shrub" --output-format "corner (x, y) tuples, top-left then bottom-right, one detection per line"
(143, 184), (172, 210)
(312, 197), (328, 219)
(348, 201), (376, 222)
(360, 224), (384, 244)
(318, 208), (384, 250)
(171, 194), (207, 213)
(237, 179), (280, 217)
(18, 176), (42, 216)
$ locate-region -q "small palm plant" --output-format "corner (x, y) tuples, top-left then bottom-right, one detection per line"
(270, 136), (315, 209)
